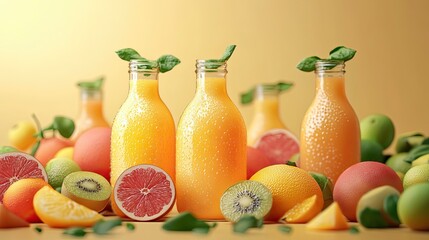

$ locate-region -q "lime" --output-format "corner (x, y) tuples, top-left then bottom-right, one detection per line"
(397, 183), (429, 230)
(45, 157), (81, 189)
(0, 146), (19, 154)
(360, 114), (395, 149)
(360, 139), (384, 162)
(403, 164), (429, 189)
(385, 153), (411, 174)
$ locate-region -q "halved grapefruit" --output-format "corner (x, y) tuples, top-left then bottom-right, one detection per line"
(0, 152), (48, 202)
(113, 164), (175, 221)
(254, 129), (300, 165)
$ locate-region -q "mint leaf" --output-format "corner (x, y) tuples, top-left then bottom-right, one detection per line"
(349, 226), (360, 234)
(92, 218), (122, 235)
(297, 56), (321, 72)
(157, 55), (181, 73)
(233, 215), (263, 234)
(126, 223), (135, 231)
(240, 82), (293, 105)
(278, 225), (292, 233)
(220, 45), (236, 61)
(162, 212), (213, 232)
(63, 227), (87, 237)
(240, 88), (255, 105)
(77, 76), (104, 90)
(34, 226), (43, 233)
(115, 48), (144, 61)
(329, 46), (356, 61)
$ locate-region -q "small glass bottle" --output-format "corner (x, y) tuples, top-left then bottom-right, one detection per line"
(176, 60), (247, 220)
(71, 78), (110, 142)
(246, 83), (291, 146)
(110, 60), (176, 217)
(300, 60), (360, 183)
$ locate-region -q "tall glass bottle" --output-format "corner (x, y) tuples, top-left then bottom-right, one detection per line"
(300, 60), (360, 183)
(71, 78), (110, 142)
(110, 60), (176, 216)
(247, 83), (290, 146)
(176, 60), (247, 219)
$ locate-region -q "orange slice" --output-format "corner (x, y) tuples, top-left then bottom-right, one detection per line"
(306, 202), (349, 230)
(33, 186), (103, 228)
(281, 194), (322, 223)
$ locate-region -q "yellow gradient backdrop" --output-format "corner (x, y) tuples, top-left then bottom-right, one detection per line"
(1, 0), (428, 152)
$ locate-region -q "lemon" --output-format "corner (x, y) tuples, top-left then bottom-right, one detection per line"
(8, 120), (37, 151)
(45, 157), (81, 189)
(397, 183), (429, 230)
(54, 147), (74, 160)
(403, 164), (429, 189)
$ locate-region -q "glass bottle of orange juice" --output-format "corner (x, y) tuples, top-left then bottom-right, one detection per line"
(176, 59), (247, 219)
(300, 60), (360, 183)
(243, 82), (293, 145)
(110, 60), (176, 216)
(71, 77), (110, 142)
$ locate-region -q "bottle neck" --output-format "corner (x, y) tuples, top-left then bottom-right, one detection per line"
(195, 60), (227, 95)
(79, 89), (104, 116)
(253, 85), (282, 118)
(128, 60), (160, 98)
(315, 60), (347, 98)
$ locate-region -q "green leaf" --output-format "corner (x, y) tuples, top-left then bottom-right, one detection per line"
(421, 137), (429, 145)
(219, 45), (237, 61)
(286, 161), (297, 167)
(162, 212), (211, 232)
(115, 48), (143, 61)
(383, 194), (401, 225)
(277, 82), (293, 91)
(77, 76), (104, 90)
(92, 218), (122, 235)
(404, 144), (429, 163)
(349, 226), (360, 234)
(359, 207), (389, 228)
(329, 46), (356, 61)
(278, 225), (292, 233)
(53, 116), (75, 138)
(126, 223), (135, 231)
(297, 56), (321, 72)
(30, 140), (41, 156)
(157, 55), (181, 73)
(240, 88), (255, 105)
(34, 226), (43, 233)
(233, 215), (263, 234)
(240, 82), (293, 105)
(63, 227), (87, 237)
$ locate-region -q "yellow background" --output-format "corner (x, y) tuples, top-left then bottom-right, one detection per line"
(1, 0), (428, 151)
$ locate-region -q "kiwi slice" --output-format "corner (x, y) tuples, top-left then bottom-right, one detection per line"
(61, 171), (111, 212)
(220, 180), (272, 222)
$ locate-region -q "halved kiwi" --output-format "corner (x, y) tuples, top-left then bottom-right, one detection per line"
(220, 180), (273, 222)
(61, 171), (111, 212)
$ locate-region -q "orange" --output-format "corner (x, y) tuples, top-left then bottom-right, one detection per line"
(3, 178), (49, 223)
(307, 202), (349, 230)
(250, 164), (323, 221)
(34, 137), (73, 166)
(33, 186), (103, 228)
(281, 194), (322, 223)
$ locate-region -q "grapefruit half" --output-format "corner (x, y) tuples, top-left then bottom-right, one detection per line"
(254, 129), (300, 165)
(113, 164), (175, 221)
(0, 152), (48, 203)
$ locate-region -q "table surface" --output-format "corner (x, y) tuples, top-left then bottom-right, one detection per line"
(1, 217), (428, 240)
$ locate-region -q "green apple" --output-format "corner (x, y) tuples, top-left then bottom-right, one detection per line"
(360, 114), (395, 149)
(8, 120), (37, 151)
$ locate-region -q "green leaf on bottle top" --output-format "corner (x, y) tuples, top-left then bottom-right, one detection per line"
(329, 46), (357, 61)
(77, 76), (104, 90)
(115, 48), (144, 61)
(233, 215), (263, 234)
(53, 116), (75, 138)
(157, 55), (181, 73)
(296, 56), (321, 72)
(297, 46), (357, 72)
(358, 207), (389, 228)
(162, 212), (216, 234)
(383, 194), (401, 225)
(92, 218), (122, 235)
(205, 44), (237, 69)
(240, 82), (293, 105)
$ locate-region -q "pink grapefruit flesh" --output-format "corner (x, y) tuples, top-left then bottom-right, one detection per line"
(0, 152), (48, 203)
(113, 164), (175, 221)
(254, 129), (300, 165)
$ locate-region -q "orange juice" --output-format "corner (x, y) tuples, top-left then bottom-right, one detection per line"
(300, 60), (360, 183)
(110, 60), (175, 216)
(71, 80), (110, 142)
(247, 83), (291, 145)
(176, 60), (247, 219)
